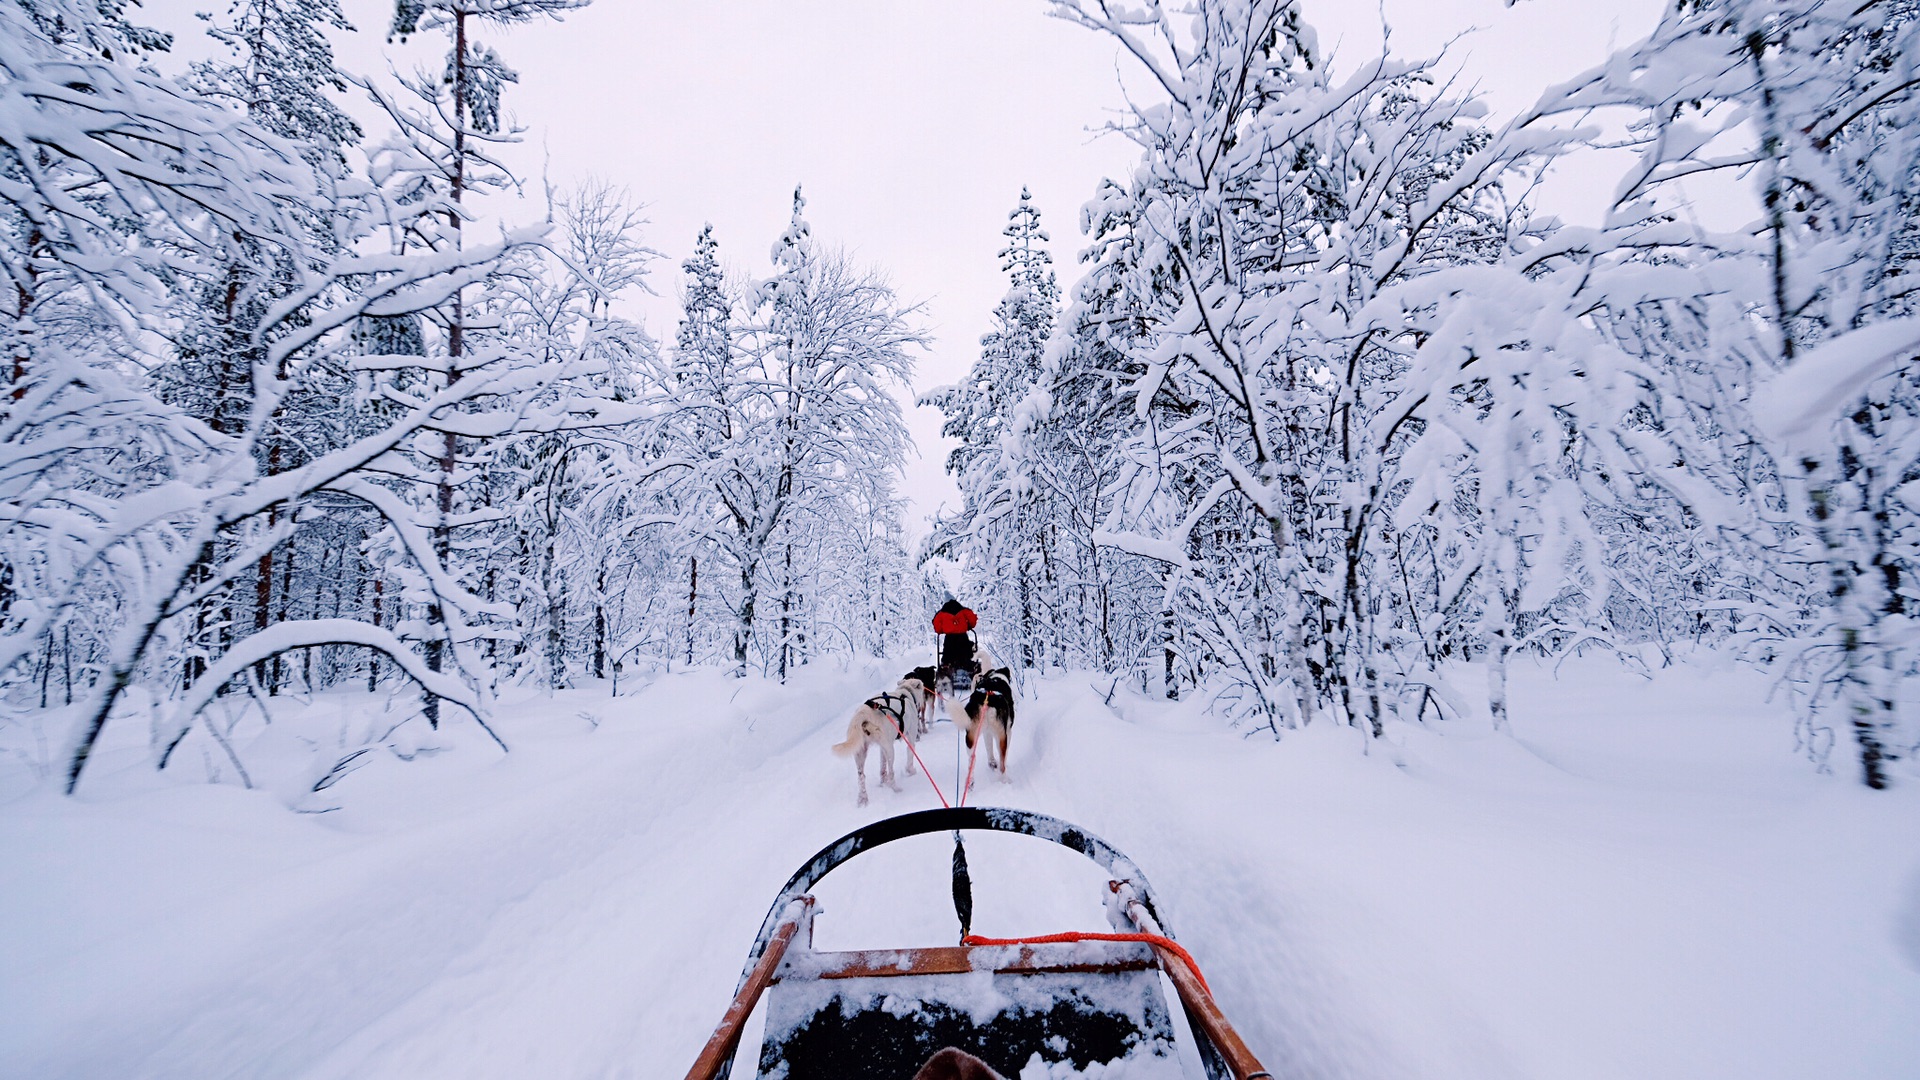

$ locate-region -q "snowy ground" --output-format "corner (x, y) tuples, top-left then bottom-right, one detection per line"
(3, 655), (1918, 1079)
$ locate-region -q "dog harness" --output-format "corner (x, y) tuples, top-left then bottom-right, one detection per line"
(867, 692), (910, 728)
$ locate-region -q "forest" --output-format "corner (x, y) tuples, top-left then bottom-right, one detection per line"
(3, 0), (1918, 797)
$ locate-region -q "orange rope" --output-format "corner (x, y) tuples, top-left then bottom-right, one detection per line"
(961, 930), (1214, 997)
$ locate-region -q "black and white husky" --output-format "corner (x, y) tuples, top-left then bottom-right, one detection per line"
(944, 666), (1016, 782)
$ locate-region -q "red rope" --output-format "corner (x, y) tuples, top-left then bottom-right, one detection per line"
(958, 716), (982, 806)
(962, 931), (1214, 997)
(879, 698), (949, 808)
(956, 688), (1014, 807)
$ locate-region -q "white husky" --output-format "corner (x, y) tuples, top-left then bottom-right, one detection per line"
(830, 676), (929, 806)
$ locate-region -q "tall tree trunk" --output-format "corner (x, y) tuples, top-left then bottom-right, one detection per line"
(1287, 592), (1315, 726)
(253, 535), (275, 689)
(252, 440), (287, 693)
(593, 563), (608, 679)
(1810, 461), (1893, 789)
(275, 524), (296, 690)
(1486, 588), (1513, 734)
(1344, 500), (1382, 738)
(1039, 521), (1061, 669)
(184, 558), (210, 694)
(685, 556), (698, 667)
(369, 575), (385, 693)
(1162, 601), (1177, 701)
(350, 567), (367, 692)
(1743, 20), (1888, 788)
(544, 532), (566, 692)
(38, 630), (52, 709)
(1018, 552), (1035, 671)
(424, 9), (471, 730)
(736, 559), (754, 678)
(11, 227), (40, 401)
(778, 543), (792, 682)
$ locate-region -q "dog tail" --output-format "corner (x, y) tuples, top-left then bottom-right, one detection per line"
(942, 694), (971, 727)
(830, 713), (864, 756)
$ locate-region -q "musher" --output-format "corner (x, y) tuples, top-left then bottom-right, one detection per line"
(932, 597), (979, 693)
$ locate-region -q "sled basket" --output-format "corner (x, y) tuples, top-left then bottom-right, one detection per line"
(683, 808), (1269, 1080)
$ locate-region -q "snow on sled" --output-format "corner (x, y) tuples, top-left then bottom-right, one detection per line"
(685, 807), (1271, 1080)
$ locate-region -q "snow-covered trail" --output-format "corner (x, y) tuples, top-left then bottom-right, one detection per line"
(4, 657), (1918, 1080)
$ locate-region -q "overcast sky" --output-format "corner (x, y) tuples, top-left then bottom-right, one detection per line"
(276, 1), (1668, 538)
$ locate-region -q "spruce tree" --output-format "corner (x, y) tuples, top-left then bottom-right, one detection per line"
(193, 0), (361, 173)
(929, 188), (1060, 669)
(670, 224), (737, 667)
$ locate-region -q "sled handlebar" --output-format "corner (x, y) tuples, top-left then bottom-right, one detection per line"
(735, 807), (1172, 974)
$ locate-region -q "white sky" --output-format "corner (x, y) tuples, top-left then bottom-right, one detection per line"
(178, 0), (1671, 539)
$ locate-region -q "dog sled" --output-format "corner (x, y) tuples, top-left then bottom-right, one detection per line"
(684, 807), (1271, 1080)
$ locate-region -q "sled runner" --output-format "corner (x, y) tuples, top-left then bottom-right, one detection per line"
(684, 807), (1270, 1080)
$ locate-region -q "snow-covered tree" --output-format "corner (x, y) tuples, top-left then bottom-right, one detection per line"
(358, 0), (591, 724)
(0, 0), (652, 794)
(487, 179), (658, 691)
(161, 0), (364, 697)
(643, 191), (925, 679)
(191, 0), (360, 173)
(928, 187), (1062, 670)
(1535, 0), (1920, 786)
(1045, 0), (1621, 734)
(663, 223), (749, 668)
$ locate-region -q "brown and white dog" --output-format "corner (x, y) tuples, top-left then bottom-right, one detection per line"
(831, 676), (929, 806)
(943, 666), (1016, 782)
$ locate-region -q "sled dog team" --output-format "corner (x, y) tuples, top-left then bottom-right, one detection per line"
(830, 599), (1017, 807)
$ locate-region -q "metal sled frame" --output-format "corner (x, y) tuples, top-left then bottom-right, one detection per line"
(684, 807), (1269, 1080)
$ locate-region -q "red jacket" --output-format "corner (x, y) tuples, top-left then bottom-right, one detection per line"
(932, 608), (977, 635)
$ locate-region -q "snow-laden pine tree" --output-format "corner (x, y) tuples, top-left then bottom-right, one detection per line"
(644, 191), (924, 679)
(663, 223), (753, 669)
(927, 188), (1061, 670)
(191, 0), (361, 173)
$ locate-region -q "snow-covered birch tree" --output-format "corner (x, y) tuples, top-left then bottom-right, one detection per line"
(1045, 0), (1623, 733)
(0, 0), (646, 793)
(1534, 0), (1920, 786)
